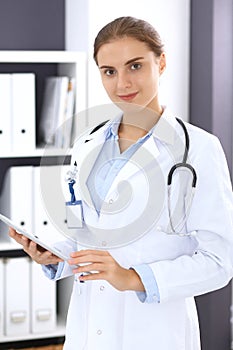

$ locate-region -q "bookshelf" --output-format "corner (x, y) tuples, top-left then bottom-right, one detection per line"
(0, 51), (86, 346)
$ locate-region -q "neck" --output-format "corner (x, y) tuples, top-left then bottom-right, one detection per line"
(119, 105), (163, 139)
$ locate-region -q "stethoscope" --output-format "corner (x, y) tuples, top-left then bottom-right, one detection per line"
(167, 117), (197, 234)
(67, 117), (198, 236)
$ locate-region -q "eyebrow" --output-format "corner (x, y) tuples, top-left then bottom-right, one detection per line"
(99, 56), (144, 70)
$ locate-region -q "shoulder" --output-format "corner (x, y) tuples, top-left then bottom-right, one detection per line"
(184, 121), (222, 153)
(184, 122), (228, 174)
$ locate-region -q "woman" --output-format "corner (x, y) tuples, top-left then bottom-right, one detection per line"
(10, 17), (233, 350)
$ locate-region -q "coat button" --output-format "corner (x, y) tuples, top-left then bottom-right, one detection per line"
(100, 285), (105, 291)
(109, 198), (114, 204)
(97, 329), (102, 335)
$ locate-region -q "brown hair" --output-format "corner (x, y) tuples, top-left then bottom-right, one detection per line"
(93, 16), (164, 65)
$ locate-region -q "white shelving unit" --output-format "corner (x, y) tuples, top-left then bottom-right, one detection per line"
(0, 50), (86, 346)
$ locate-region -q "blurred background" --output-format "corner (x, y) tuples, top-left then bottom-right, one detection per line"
(0, 0), (232, 349)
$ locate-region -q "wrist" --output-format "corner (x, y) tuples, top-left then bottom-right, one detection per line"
(127, 268), (145, 292)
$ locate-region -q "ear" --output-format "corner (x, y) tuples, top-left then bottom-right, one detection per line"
(159, 52), (166, 75)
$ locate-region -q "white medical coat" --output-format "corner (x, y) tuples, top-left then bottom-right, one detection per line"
(45, 108), (233, 350)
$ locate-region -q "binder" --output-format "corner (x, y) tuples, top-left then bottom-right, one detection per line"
(33, 165), (69, 243)
(30, 165), (69, 333)
(11, 73), (36, 151)
(39, 76), (69, 147)
(0, 74), (12, 153)
(30, 260), (56, 333)
(39, 76), (60, 145)
(4, 257), (30, 336)
(0, 259), (3, 337)
(0, 166), (34, 245)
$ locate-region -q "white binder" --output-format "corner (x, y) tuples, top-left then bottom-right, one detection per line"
(0, 166), (33, 245)
(4, 257), (30, 336)
(0, 259), (4, 337)
(30, 260), (56, 333)
(0, 74), (12, 153)
(11, 73), (36, 151)
(30, 165), (66, 334)
(33, 165), (69, 243)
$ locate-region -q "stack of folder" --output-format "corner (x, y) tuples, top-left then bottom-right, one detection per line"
(39, 76), (75, 149)
(0, 256), (57, 336)
(0, 164), (70, 337)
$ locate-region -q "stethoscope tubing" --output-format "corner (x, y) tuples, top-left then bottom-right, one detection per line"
(167, 118), (197, 188)
(167, 118), (197, 234)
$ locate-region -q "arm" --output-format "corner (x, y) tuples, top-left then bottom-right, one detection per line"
(146, 134), (233, 302)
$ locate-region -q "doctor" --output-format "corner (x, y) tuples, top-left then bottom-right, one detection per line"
(10, 16), (233, 350)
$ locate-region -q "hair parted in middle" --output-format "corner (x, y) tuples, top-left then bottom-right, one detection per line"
(93, 16), (164, 65)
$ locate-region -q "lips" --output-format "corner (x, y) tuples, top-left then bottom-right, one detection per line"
(118, 92), (138, 101)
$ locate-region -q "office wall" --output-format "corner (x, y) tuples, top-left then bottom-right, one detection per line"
(0, 0), (65, 50)
(190, 0), (233, 168)
(190, 1), (233, 350)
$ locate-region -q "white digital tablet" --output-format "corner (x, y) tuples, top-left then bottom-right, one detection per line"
(0, 213), (76, 261)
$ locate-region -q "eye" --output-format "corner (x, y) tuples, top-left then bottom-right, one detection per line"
(104, 69), (116, 76)
(130, 63), (142, 70)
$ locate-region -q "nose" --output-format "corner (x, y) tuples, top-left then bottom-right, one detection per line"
(116, 71), (132, 90)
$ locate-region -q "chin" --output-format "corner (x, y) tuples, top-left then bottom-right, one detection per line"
(114, 100), (145, 114)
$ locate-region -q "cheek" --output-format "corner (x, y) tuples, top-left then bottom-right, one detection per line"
(102, 79), (115, 95)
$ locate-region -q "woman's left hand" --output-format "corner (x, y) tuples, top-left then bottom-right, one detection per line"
(68, 250), (145, 292)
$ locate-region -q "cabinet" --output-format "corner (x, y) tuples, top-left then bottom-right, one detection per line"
(0, 51), (86, 348)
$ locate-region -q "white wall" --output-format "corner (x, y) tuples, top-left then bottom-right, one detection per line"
(66, 0), (190, 123)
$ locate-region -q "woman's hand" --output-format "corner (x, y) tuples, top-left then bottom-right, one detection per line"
(9, 227), (63, 265)
(68, 249), (145, 292)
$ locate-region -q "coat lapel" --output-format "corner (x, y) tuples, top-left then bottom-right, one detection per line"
(77, 130), (107, 209)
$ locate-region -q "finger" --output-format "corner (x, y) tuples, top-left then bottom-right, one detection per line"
(79, 271), (105, 282)
(8, 227), (24, 244)
(74, 262), (104, 274)
(28, 240), (41, 253)
(42, 255), (63, 264)
(8, 227), (16, 237)
(70, 250), (109, 258)
(41, 251), (63, 262)
(68, 252), (111, 266)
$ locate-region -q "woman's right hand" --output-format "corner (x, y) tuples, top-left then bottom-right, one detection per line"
(8, 227), (63, 265)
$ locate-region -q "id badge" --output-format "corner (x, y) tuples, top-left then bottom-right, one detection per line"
(66, 200), (83, 228)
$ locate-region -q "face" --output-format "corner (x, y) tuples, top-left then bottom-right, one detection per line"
(96, 36), (166, 114)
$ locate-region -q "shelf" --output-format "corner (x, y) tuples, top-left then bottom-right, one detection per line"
(0, 153), (71, 196)
(0, 147), (71, 159)
(0, 242), (28, 258)
(0, 50), (85, 64)
(0, 50), (83, 347)
(0, 337), (64, 350)
(0, 321), (66, 343)
(0, 50), (87, 138)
